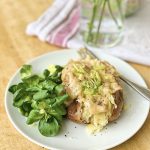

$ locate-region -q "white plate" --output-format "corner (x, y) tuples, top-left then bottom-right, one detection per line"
(5, 49), (149, 150)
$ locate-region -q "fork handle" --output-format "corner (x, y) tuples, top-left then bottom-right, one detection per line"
(120, 76), (150, 101)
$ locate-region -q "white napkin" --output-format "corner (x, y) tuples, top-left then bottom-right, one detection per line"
(26, 0), (150, 66)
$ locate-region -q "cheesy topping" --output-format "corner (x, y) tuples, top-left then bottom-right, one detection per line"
(62, 56), (122, 133)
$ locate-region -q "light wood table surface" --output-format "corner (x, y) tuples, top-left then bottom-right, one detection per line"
(0, 0), (150, 150)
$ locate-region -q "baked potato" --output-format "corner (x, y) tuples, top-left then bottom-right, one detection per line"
(62, 57), (124, 133)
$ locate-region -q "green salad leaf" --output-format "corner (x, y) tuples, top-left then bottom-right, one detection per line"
(33, 90), (49, 101)
(53, 105), (67, 116)
(13, 98), (24, 108)
(27, 110), (44, 125)
(52, 94), (69, 107)
(23, 75), (41, 86)
(20, 65), (32, 80)
(9, 64), (68, 137)
(43, 69), (50, 79)
(19, 102), (32, 117)
(38, 117), (60, 137)
(41, 80), (57, 91)
(13, 89), (26, 102)
(55, 84), (64, 95)
(8, 85), (18, 94)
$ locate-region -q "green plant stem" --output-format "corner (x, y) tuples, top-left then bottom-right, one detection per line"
(87, 1), (100, 42)
(86, 0), (123, 45)
(94, 0), (107, 43)
(116, 0), (124, 21)
(107, 0), (121, 29)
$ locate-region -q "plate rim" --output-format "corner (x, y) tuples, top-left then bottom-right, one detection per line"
(5, 49), (150, 150)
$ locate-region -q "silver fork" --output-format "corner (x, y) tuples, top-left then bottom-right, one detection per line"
(78, 48), (150, 102)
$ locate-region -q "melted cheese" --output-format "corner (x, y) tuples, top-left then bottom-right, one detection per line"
(63, 57), (123, 134)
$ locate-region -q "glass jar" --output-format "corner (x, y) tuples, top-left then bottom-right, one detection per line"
(80, 0), (128, 48)
(125, 0), (141, 17)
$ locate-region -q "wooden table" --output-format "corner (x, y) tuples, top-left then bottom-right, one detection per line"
(0, 0), (150, 149)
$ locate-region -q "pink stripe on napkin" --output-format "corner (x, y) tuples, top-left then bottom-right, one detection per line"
(47, 5), (80, 47)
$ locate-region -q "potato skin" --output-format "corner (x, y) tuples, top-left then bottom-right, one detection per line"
(67, 90), (124, 124)
(67, 101), (83, 123)
(108, 90), (124, 122)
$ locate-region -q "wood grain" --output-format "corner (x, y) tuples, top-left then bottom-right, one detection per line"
(0, 0), (149, 150)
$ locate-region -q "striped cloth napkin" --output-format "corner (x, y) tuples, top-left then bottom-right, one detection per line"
(26, 0), (80, 47)
(26, 0), (150, 66)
